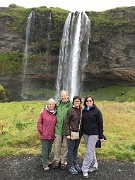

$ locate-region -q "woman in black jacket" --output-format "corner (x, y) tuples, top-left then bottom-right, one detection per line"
(81, 96), (104, 179)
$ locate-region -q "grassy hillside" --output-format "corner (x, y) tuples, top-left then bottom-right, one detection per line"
(0, 99), (135, 160)
(82, 86), (135, 102)
(6, 85), (134, 102)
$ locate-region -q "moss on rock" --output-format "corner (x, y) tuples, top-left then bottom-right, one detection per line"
(0, 84), (7, 102)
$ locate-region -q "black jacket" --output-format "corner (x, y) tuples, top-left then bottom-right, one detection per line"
(81, 105), (104, 139)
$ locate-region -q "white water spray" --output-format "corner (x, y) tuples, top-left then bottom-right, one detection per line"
(21, 11), (35, 99)
(55, 12), (91, 100)
(47, 13), (52, 54)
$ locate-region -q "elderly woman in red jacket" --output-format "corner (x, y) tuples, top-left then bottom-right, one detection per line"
(37, 98), (57, 171)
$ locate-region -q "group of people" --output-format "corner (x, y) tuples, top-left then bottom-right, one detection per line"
(37, 90), (104, 179)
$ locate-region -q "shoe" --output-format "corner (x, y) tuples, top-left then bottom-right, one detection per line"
(43, 166), (49, 171)
(83, 172), (89, 179)
(75, 164), (82, 173)
(52, 162), (59, 169)
(61, 163), (67, 170)
(88, 167), (98, 173)
(48, 161), (52, 166)
(68, 166), (78, 175)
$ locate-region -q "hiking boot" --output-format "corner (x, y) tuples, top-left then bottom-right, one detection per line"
(48, 161), (52, 166)
(52, 162), (59, 169)
(68, 166), (78, 175)
(75, 164), (82, 173)
(61, 163), (67, 170)
(88, 167), (98, 173)
(83, 172), (89, 179)
(43, 166), (49, 171)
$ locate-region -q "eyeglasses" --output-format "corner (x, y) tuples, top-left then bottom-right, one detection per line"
(74, 100), (80, 102)
(86, 100), (92, 102)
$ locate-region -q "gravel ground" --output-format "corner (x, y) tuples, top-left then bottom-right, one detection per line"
(0, 155), (135, 180)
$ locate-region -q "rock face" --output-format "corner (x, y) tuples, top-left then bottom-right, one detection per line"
(0, 5), (135, 100)
(84, 32), (135, 89)
(84, 7), (135, 90)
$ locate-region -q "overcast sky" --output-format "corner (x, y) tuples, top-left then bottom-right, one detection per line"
(0, 0), (135, 12)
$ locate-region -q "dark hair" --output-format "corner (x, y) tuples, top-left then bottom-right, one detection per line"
(84, 95), (94, 107)
(73, 96), (82, 104)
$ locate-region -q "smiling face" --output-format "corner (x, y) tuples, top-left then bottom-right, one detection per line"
(47, 99), (55, 110)
(48, 101), (55, 110)
(60, 91), (68, 102)
(73, 98), (81, 109)
(86, 97), (93, 108)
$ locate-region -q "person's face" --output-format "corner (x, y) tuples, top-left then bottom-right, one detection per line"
(73, 98), (81, 108)
(48, 101), (55, 110)
(60, 92), (68, 102)
(86, 97), (93, 107)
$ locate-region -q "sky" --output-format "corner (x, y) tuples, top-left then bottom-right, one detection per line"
(0, 0), (135, 12)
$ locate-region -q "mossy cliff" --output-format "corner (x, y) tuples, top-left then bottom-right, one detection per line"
(0, 4), (135, 100)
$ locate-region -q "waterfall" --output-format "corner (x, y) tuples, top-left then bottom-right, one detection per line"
(47, 13), (51, 54)
(49, 12), (51, 25)
(21, 11), (35, 99)
(55, 12), (91, 100)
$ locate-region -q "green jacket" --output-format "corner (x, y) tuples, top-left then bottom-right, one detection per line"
(55, 99), (72, 135)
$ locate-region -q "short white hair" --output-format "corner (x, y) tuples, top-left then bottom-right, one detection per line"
(47, 98), (56, 105)
(60, 90), (68, 96)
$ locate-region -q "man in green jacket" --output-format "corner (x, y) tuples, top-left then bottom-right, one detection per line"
(53, 90), (72, 169)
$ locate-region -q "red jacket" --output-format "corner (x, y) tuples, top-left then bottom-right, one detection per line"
(37, 107), (57, 140)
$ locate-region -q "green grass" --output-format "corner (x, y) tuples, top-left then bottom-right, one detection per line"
(27, 89), (55, 98)
(0, 101), (44, 156)
(79, 101), (135, 161)
(0, 100), (135, 160)
(17, 85), (135, 102)
(82, 86), (135, 102)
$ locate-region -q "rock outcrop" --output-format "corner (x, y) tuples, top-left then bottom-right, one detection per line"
(84, 7), (135, 89)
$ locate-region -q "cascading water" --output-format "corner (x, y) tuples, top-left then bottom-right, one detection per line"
(21, 11), (35, 99)
(55, 12), (91, 100)
(47, 13), (51, 54)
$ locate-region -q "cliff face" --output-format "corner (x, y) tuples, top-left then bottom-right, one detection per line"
(0, 5), (135, 100)
(84, 7), (135, 89)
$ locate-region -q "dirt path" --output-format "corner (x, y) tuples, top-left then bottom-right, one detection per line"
(0, 155), (135, 180)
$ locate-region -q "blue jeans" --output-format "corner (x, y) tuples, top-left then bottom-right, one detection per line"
(67, 139), (80, 169)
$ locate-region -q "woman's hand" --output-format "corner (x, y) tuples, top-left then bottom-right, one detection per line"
(67, 135), (71, 139)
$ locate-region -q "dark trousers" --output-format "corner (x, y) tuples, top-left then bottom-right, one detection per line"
(41, 139), (53, 167)
(67, 139), (80, 169)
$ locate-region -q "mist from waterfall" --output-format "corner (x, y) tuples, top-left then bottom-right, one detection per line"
(55, 12), (91, 100)
(21, 11), (35, 100)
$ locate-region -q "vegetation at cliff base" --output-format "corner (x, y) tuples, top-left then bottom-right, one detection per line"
(0, 84), (7, 102)
(83, 86), (135, 102)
